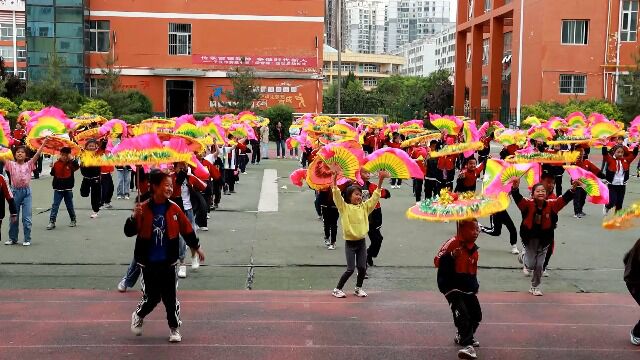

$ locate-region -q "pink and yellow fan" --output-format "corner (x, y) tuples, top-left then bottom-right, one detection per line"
(0, 113), (12, 147)
(564, 166), (609, 205)
(522, 116), (542, 127)
(429, 114), (462, 135)
(329, 122), (358, 139)
(602, 201), (640, 230)
(289, 168), (307, 187)
(544, 117), (567, 130)
(362, 147), (424, 180)
(566, 112), (587, 128)
(430, 141), (484, 158)
(0, 147), (13, 161)
(305, 158), (334, 190)
(484, 162), (540, 196)
(506, 151), (580, 164)
(317, 143), (363, 181)
(407, 189), (510, 222)
(590, 121), (622, 140)
(527, 126), (555, 142)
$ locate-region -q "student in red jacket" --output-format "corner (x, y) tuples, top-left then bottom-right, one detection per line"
(572, 146), (604, 218)
(126, 169), (205, 343)
(434, 219), (481, 360)
(602, 144), (639, 214)
(454, 157), (485, 193)
(360, 169), (391, 267)
(511, 179), (576, 296)
(47, 147), (79, 230)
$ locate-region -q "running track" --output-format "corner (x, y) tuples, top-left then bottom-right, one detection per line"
(1, 290), (639, 360)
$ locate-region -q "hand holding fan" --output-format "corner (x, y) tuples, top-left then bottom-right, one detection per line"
(317, 144), (362, 180)
(564, 166), (609, 205)
(362, 147), (424, 179)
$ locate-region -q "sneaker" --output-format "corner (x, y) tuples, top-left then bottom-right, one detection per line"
(46, 222), (55, 230)
(224, 191), (230, 195)
(241, 172), (248, 175)
(354, 287), (368, 297)
(517, 252), (524, 265)
(529, 287), (543, 296)
(199, 226), (209, 231)
(457, 345), (477, 359)
(191, 256), (200, 270)
(117, 196), (123, 200)
(206, 214), (210, 219)
(103, 203), (113, 209)
(510, 244), (520, 254)
(117, 279), (127, 292)
(332, 288), (346, 298)
(4, 240), (15, 245)
(523, 267), (530, 276)
(177, 265), (187, 278)
(327, 244), (336, 250)
(579, 212), (587, 217)
(90, 212), (99, 219)
(543, 270), (550, 277)
(603, 205), (609, 215)
(69, 220), (77, 227)
(573, 214), (580, 219)
(124, 196), (130, 200)
(630, 330), (640, 346)
(169, 328), (182, 343)
(130, 312), (143, 336)
(454, 333), (480, 347)
(324, 238), (330, 246)
(22, 241), (31, 246)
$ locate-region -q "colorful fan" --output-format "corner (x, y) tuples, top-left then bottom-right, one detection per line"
(74, 128), (102, 147)
(566, 112), (587, 127)
(190, 154), (210, 180)
(590, 122), (622, 139)
(80, 133), (193, 167)
(587, 113), (608, 126)
(289, 168), (307, 187)
(528, 126), (555, 141)
(544, 117), (567, 130)
(0, 114), (11, 147)
(361, 147), (424, 179)
(522, 116), (542, 126)
(26, 108), (69, 138)
(484, 162), (540, 196)
(407, 189), (510, 222)
(429, 141), (484, 158)
(329, 122), (357, 139)
(313, 115), (334, 127)
(482, 159), (507, 192)
(564, 166), (609, 205)
(305, 157), (334, 190)
(602, 201), (640, 230)
(0, 147), (13, 161)
(505, 151), (580, 164)
(478, 121), (504, 137)
(29, 135), (81, 156)
(317, 145), (362, 180)
(141, 118), (175, 129)
(462, 120), (480, 143)
(399, 131), (441, 147)
(99, 119), (128, 139)
(547, 135), (592, 146)
(156, 131), (205, 154)
(430, 115), (462, 135)
(70, 114), (107, 130)
(286, 137), (299, 150)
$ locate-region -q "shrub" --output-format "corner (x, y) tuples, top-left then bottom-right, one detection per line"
(77, 99), (113, 118)
(0, 96), (18, 114)
(520, 99), (623, 125)
(260, 104), (294, 140)
(19, 100), (45, 112)
(120, 113), (148, 124)
(99, 90), (152, 118)
(193, 112), (216, 121)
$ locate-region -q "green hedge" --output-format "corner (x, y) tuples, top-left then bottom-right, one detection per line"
(521, 99), (624, 124)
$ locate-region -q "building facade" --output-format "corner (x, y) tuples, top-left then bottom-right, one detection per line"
(325, 0), (346, 50)
(434, 22), (456, 77)
(0, 0), (25, 80)
(344, 0), (386, 54)
(393, 36), (437, 77)
(454, 0), (639, 122)
(386, 0), (452, 52)
(323, 44), (404, 89)
(26, 0), (324, 116)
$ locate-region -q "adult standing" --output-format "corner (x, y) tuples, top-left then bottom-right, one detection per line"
(274, 122), (286, 159)
(250, 127), (261, 165)
(260, 123), (270, 159)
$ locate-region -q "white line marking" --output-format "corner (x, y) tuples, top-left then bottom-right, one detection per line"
(257, 169), (278, 212)
(90, 11), (324, 23)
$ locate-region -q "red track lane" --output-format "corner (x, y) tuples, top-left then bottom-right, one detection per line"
(0, 290), (639, 360)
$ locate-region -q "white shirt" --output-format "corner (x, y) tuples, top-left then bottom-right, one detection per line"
(222, 146), (236, 169)
(181, 183), (192, 210)
(612, 159), (625, 185)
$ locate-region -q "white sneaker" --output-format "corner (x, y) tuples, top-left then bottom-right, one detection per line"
(4, 240), (14, 245)
(522, 267), (530, 276)
(169, 328), (182, 342)
(242, 172), (248, 175)
(124, 196), (130, 200)
(116, 196), (123, 200)
(177, 265), (187, 278)
(529, 287), (543, 296)
(117, 279), (127, 292)
(191, 256), (200, 270)
(199, 226), (208, 232)
(454, 333), (480, 347)
(46, 222), (55, 230)
(22, 241), (31, 246)
(354, 287), (368, 297)
(603, 205), (609, 215)
(90, 212), (99, 219)
(543, 270), (550, 277)
(631, 330), (640, 346)
(332, 288), (346, 298)
(103, 203), (113, 209)
(517, 252), (524, 264)
(457, 345), (477, 359)
(130, 312), (143, 336)
(510, 244), (520, 254)
(324, 238), (330, 246)
(206, 214), (210, 219)
(327, 244), (336, 250)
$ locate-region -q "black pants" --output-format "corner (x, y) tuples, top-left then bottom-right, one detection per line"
(251, 144), (260, 164)
(238, 154), (249, 173)
(367, 208), (383, 259)
(136, 264), (180, 329)
(627, 283), (640, 337)
(478, 155), (489, 174)
(555, 175), (563, 196)
(390, 178), (402, 186)
(322, 206), (339, 244)
(573, 187), (587, 215)
(212, 179), (222, 205)
(337, 239), (367, 289)
(607, 184), (626, 211)
(445, 292), (482, 347)
(130, 171), (136, 191)
(481, 210), (517, 245)
(543, 239), (555, 270)
(80, 177), (102, 213)
(101, 173), (114, 204)
(314, 192), (322, 217)
(33, 156), (43, 179)
(223, 169), (236, 193)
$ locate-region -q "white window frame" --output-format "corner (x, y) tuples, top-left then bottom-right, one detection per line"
(482, 38), (489, 65)
(621, 0), (639, 42)
(561, 20), (589, 45)
(88, 20), (110, 53)
(16, 47), (26, 61)
(484, 0), (492, 13)
(0, 23), (12, 40)
(559, 74), (587, 94)
(0, 46), (12, 61)
(17, 70), (26, 80)
(169, 23), (192, 56)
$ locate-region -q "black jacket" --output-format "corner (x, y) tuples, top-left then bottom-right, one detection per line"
(624, 238), (640, 286)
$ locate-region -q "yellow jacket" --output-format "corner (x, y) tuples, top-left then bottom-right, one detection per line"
(332, 186), (381, 241)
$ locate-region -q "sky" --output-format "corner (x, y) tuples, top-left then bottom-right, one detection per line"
(450, 0), (457, 21)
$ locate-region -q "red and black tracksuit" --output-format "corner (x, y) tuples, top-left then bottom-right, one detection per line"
(602, 146), (639, 211)
(80, 165), (102, 213)
(124, 199), (200, 329)
(624, 238), (640, 338)
(434, 236), (481, 347)
(454, 163), (485, 193)
(362, 181), (390, 265)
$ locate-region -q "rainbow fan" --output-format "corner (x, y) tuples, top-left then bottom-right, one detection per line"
(545, 117), (567, 130)
(407, 189), (510, 222)
(528, 126), (555, 141)
(141, 118), (175, 129)
(26, 109), (69, 138)
(590, 122), (622, 139)
(522, 116), (542, 126)
(430, 116), (462, 135)
(329, 122), (357, 139)
(547, 136), (592, 146)
(566, 112), (587, 127)
(99, 119), (128, 139)
(399, 131), (442, 147)
(305, 158), (334, 190)
(462, 120), (480, 143)
(505, 151), (580, 164)
(318, 145), (362, 180)
(564, 166), (609, 205)
(430, 141), (484, 158)
(71, 114), (108, 130)
(483, 161), (539, 196)
(361, 147), (424, 179)
(588, 113), (608, 126)
(289, 168), (307, 187)
(602, 201), (640, 230)
(313, 116), (334, 127)
(482, 159), (507, 191)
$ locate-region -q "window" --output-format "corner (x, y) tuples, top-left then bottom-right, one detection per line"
(621, 0), (638, 42)
(169, 23), (191, 55)
(0, 24), (11, 40)
(559, 74), (586, 94)
(482, 38), (489, 65)
(561, 20), (589, 45)
(16, 26), (25, 38)
(362, 78), (378, 87)
(481, 85), (489, 97)
(503, 32), (512, 54)
(484, 0), (492, 12)
(0, 46), (12, 60)
(17, 70), (26, 80)
(363, 63), (379, 72)
(88, 78), (103, 97)
(466, 44), (471, 68)
(87, 20), (110, 52)
(17, 47), (26, 61)
(468, 0), (474, 19)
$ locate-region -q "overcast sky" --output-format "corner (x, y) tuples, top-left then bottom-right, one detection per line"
(450, 0), (457, 21)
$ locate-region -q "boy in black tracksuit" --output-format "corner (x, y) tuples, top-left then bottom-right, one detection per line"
(360, 170), (391, 267)
(319, 188), (339, 249)
(624, 238), (640, 345)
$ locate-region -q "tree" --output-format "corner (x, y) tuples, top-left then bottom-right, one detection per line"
(222, 67), (261, 112)
(99, 53), (121, 93)
(77, 99), (113, 118)
(261, 104), (294, 140)
(619, 51), (640, 122)
(0, 57), (26, 100)
(424, 71), (454, 115)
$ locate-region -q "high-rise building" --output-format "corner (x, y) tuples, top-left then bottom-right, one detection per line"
(454, 0), (639, 123)
(386, 0), (452, 52)
(325, 0), (346, 50)
(393, 36), (437, 77)
(434, 22), (456, 77)
(0, 0), (25, 80)
(344, 0), (386, 54)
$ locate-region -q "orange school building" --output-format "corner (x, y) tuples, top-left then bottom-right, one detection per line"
(86, 0), (324, 116)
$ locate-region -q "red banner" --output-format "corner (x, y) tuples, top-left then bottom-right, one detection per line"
(192, 54), (317, 68)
